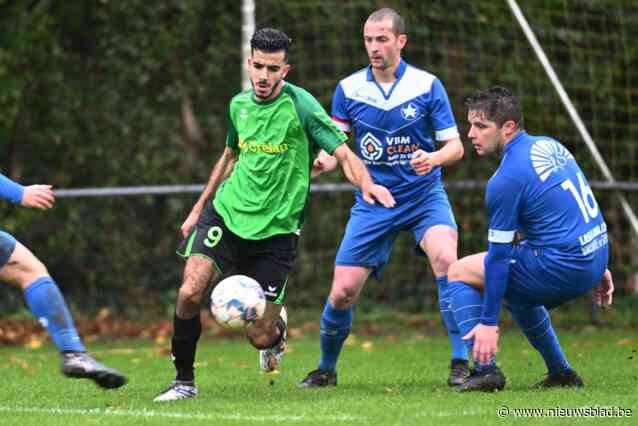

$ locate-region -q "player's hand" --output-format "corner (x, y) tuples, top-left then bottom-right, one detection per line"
(180, 209), (201, 238)
(410, 149), (438, 175)
(593, 269), (614, 307)
(21, 185), (54, 210)
(464, 323), (499, 365)
(311, 154), (338, 178)
(362, 183), (396, 208)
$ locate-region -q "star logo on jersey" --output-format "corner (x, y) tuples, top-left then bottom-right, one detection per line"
(401, 102), (418, 120)
(530, 139), (574, 181)
(360, 132), (383, 161)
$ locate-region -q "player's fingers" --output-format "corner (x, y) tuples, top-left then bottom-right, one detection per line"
(376, 191), (396, 208)
(362, 192), (375, 205)
(37, 193), (54, 208)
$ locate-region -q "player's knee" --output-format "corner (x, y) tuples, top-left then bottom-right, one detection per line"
(431, 249), (457, 275)
(9, 257), (49, 289)
(328, 286), (356, 309)
(177, 283), (204, 309)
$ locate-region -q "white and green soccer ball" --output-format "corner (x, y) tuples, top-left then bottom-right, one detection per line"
(211, 275), (266, 328)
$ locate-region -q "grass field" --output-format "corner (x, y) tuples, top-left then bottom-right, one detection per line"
(1, 328), (636, 425)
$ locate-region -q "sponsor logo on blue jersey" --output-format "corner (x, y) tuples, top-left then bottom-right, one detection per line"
(530, 140), (574, 182)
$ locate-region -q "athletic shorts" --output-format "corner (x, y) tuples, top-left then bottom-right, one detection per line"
(177, 203), (298, 304)
(0, 230), (17, 269)
(335, 185), (457, 279)
(505, 242), (609, 309)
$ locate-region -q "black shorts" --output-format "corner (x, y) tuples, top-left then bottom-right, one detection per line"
(177, 203), (298, 304)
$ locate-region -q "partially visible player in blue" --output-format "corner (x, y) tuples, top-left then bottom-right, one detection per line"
(300, 7), (468, 388)
(447, 86), (613, 392)
(0, 173), (126, 389)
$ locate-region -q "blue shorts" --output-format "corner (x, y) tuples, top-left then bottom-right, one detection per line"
(505, 242), (608, 309)
(335, 185), (457, 278)
(0, 230), (17, 269)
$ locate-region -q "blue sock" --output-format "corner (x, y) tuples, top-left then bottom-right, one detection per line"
(436, 276), (468, 361)
(449, 280), (495, 372)
(508, 305), (570, 374)
(318, 300), (352, 373)
(23, 277), (86, 353)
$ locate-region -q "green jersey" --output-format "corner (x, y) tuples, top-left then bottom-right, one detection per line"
(213, 82), (347, 240)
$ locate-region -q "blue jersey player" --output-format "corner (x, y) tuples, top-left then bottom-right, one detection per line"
(0, 173), (126, 388)
(447, 86), (613, 392)
(300, 7), (468, 388)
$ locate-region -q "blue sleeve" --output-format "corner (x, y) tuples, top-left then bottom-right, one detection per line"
(331, 84), (350, 132)
(480, 172), (524, 325)
(481, 241), (513, 325)
(428, 78), (459, 141)
(486, 173), (523, 244)
(0, 173), (25, 204)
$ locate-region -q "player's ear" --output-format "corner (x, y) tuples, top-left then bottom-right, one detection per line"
(281, 63), (291, 78)
(397, 34), (407, 48)
(503, 120), (517, 135)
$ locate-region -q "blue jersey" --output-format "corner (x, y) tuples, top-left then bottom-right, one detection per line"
(331, 60), (459, 202)
(486, 131), (607, 255)
(480, 131), (608, 325)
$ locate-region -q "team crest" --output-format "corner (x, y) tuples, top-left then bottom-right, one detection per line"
(530, 140), (574, 182)
(401, 102), (418, 120)
(360, 132), (383, 161)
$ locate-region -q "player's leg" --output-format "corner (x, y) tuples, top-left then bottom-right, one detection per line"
(411, 187), (468, 385)
(0, 232), (126, 389)
(506, 303), (582, 388)
(155, 206), (231, 402)
(505, 246), (608, 389)
(447, 252), (505, 391)
(419, 224), (469, 385)
(240, 232), (297, 372)
(299, 203), (393, 388)
(155, 256), (219, 402)
(299, 265), (371, 388)
(248, 302), (287, 372)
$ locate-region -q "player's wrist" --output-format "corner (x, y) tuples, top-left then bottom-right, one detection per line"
(479, 317), (499, 327)
(0, 174), (25, 204)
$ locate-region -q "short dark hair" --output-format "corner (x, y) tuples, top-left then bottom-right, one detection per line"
(250, 28), (292, 62)
(465, 86), (524, 128)
(367, 8), (406, 36)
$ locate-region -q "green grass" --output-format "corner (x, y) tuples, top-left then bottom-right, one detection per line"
(0, 329), (636, 425)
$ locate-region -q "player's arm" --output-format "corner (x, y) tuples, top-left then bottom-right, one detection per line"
(332, 144), (395, 208)
(464, 175), (521, 364)
(181, 147), (238, 237)
(311, 82), (351, 179)
(0, 173), (54, 210)
(481, 241), (513, 326)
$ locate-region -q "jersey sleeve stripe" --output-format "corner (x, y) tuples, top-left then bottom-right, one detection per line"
(331, 116), (351, 132)
(488, 229), (516, 243)
(435, 126), (460, 141)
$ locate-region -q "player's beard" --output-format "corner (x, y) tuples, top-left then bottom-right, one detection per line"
(252, 78), (282, 100)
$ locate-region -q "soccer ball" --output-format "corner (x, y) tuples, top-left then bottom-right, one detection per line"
(210, 275), (266, 328)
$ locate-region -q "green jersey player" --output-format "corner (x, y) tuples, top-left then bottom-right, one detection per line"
(154, 27), (395, 402)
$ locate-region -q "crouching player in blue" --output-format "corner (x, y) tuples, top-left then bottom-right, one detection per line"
(447, 86), (613, 392)
(0, 173), (126, 389)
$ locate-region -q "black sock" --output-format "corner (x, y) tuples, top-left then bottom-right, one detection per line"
(171, 313), (201, 382)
